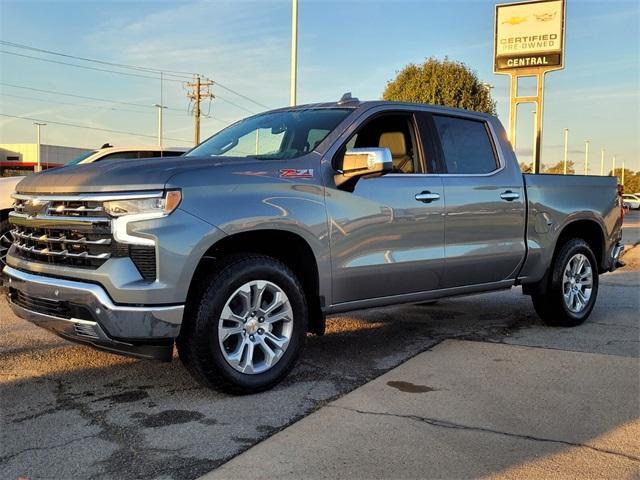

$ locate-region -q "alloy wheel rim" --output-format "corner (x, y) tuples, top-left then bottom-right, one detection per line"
(218, 280), (294, 375)
(562, 253), (593, 313)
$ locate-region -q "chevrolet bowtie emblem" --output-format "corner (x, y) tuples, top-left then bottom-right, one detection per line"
(502, 16), (528, 25)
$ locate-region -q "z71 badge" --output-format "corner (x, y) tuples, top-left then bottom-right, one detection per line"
(279, 168), (314, 178)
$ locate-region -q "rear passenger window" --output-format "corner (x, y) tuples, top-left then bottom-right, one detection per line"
(433, 115), (498, 174)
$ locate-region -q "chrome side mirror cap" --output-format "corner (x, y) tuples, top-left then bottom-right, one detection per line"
(339, 148), (393, 181)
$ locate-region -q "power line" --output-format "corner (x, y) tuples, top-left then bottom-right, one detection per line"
(0, 82), (181, 111)
(214, 93), (259, 115)
(213, 81), (271, 110)
(0, 50), (183, 83)
(0, 40), (196, 79)
(0, 113), (192, 144)
(1, 40), (272, 112)
(0, 92), (191, 117)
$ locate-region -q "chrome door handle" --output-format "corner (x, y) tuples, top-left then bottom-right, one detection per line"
(415, 191), (441, 203)
(500, 191), (520, 201)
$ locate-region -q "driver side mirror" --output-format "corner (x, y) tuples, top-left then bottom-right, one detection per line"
(335, 148), (392, 186)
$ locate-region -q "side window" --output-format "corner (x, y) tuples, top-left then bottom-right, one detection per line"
(95, 151), (139, 162)
(339, 114), (422, 174)
(162, 151), (185, 157)
(432, 115), (498, 174)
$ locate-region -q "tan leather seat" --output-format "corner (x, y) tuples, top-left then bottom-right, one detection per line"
(379, 132), (413, 173)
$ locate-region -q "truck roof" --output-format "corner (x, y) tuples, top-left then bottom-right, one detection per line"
(264, 99), (497, 120)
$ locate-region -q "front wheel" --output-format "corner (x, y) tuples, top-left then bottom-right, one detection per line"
(177, 255), (308, 394)
(532, 238), (599, 327)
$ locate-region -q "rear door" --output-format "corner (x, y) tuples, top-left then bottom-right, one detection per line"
(430, 113), (526, 288)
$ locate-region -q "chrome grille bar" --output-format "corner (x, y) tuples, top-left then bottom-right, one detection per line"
(13, 242), (111, 260)
(10, 229), (111, 245)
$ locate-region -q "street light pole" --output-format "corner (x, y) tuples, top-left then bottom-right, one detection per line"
(153, 104), (167, 151)
(563, 128), (569, 175)
(290, 0), (298, 106)
(621, 160), (625, 185)
(584, 140), (590, 175)
(600, 148), (605, 176)
(34, 122), (46, 173)
(612, 155), (616, 178)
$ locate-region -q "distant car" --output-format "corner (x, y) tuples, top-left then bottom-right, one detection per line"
(622, 194), (640, 210)
(0, 145), (188, 269)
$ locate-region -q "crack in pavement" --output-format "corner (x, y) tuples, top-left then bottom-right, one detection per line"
(0, 433), (99, 463)
(330, 406), (640, 463)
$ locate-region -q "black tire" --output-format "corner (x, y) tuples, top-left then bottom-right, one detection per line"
(177, 255), (308, 394)
(0, 218), (12, 271)
(531, 238), (599, 327)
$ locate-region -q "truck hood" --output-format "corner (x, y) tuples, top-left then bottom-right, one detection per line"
(15, 156), (253, 194)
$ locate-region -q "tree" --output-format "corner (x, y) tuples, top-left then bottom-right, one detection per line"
(519, 162), (533, 173)
(545, 160), (575, 174)
(609, 168), (640, 192)
(383, 57), (496, 114)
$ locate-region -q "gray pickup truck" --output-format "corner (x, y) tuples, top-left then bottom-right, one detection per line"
(3, 97), (624, 393)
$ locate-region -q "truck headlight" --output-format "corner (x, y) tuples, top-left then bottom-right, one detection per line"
(108, 190), (182, 247)
(104, 190), (181, 217)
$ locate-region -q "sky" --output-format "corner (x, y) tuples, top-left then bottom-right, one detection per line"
(0, 0), (638, 172)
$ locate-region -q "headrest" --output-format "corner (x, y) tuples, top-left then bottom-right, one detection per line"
(379, 132), (407, 157)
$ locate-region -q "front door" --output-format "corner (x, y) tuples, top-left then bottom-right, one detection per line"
(325, 111), (445, 304)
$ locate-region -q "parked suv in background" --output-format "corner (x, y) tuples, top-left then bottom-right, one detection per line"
(0, 145), (187, 269)
(3, 98), (623, 394)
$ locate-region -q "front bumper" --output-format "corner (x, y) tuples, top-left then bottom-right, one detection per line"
(3, 266), (183, 361)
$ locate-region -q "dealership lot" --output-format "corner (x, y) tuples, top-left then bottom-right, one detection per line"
(1, 225), (638, 480)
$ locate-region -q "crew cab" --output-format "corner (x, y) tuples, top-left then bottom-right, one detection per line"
(3, 98), (624, 394)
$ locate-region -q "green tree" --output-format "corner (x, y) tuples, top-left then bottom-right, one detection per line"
(382, 57), (496, 114)
(609, 168), (640, 191)
(545, 160), (575, 174)
(519, 162), (533, 173)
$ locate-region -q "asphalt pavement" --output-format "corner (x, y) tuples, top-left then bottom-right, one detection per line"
(1, 242), (638, 480)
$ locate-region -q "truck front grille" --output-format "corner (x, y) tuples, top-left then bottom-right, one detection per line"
(10, 227), (113, 268)
(9, 194), (156, 277)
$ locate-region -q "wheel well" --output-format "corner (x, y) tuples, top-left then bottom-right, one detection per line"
(188, 230), (325, 335)
(554, 220), (605, 272)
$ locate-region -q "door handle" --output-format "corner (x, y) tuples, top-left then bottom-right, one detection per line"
(500, 190), (520, 201)
(415, 191), (441, 203)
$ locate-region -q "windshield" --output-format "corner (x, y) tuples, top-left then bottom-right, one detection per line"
(186, 108), (352, 160)
(65, 150), (97, 166)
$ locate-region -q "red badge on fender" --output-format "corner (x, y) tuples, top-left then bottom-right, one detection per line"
(279, 168), (314, 178)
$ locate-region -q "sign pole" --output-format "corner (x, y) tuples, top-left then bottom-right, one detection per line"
(494, 0), (565, 174)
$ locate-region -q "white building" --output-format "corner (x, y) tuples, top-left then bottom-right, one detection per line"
(0, 143), (91, 176)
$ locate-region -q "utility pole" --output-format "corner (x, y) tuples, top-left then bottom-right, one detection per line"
(186, 76), (214, 145)
(290, 0), (298, 106)
(153, 104), (167, 151)
(563, 128), (569, 175)
(584, 140), (590, 175)
(600, 148), (605, 176)
(34, 122), (46, 173)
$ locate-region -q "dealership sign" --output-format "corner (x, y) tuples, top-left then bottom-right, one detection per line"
(494, 0), (565, 73)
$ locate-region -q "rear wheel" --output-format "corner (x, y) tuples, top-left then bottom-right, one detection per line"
(177, 255), (307, 394)
(532, 238), (598, 327)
